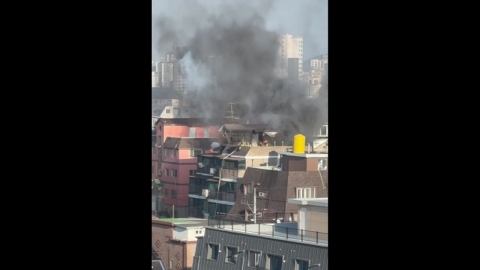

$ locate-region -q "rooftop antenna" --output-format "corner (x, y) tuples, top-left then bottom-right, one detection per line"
(225, 102), (240, 124)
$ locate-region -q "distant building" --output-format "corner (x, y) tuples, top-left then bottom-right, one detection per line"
(288, 58), (300, 83)
(152, 216), (207, 270)
(152, 87), (183, 117)
(278, 34), (303, 79)
(173, 61), (188, 92)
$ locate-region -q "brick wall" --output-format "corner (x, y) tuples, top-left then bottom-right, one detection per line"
(152, 222), (198, 270)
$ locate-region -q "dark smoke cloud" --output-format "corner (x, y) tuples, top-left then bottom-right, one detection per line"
(152, 0), (328, 141)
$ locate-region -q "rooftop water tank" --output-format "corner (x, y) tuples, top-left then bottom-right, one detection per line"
(293, 134), (306, 154)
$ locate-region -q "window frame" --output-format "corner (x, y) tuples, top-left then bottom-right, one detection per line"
(207, 243), (220, 261)
(224, 246), (239, 264)
(295, 258), (311, 270)
(247, 250), (262, 268)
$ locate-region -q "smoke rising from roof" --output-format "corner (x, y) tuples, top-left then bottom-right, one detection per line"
(153, 0), (328, 141)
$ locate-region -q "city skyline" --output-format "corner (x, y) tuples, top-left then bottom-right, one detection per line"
(151, 0), (328, 62)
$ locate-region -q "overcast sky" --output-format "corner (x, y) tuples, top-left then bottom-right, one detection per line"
(152, 0), (328, 62)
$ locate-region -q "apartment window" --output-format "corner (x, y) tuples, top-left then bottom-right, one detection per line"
(171, 190), (177, 198)
(248, 250), (261, 267)
(267, 254), (283, 270)
(207, 244), (219, 260)
(204, 127), (210, 138)
(165, 149), (169, 157)
(318, 159), (327, 170)
(223, 161), (237, 169)
(172, 149), (176, 157)
(320, 125), (328, 136)
(189, 170), (196, 176)
(296, 260), (309, 270)
(238, 160), (246, 169)
(169, 259), (173, 270)
(165, 168), (169, 176)
(190, 149), (203, 157)
(166, 109), (170, 114)
(164, 189), (169, 197)
(297, 188), (315, 198)
(172, 169), (177, 177)
(225, 246), (239, 264)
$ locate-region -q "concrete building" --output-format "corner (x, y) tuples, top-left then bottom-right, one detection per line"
(173, 61), (188, 92)
(288, 198), (328, 235)
(160, 138), (221, 218)
(312, 124), (328, 152)
(278, 34), (303, 80)
(152, 87), (183, 117)
(160, 62), (174, 88)
(192, 219), (327, 270)
(152, 216), (207, 270)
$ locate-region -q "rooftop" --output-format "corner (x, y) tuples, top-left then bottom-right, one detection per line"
(288, 198), (328, 207)
(152, 216), (208, 228)
(206, 218), (327, 246)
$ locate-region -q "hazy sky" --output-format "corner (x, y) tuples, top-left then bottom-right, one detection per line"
(152, 0), (328, 62)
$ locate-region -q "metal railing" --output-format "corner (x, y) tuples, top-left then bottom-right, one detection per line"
(207, 216), (328, 245)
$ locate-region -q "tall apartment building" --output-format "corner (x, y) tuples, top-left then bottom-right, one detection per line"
(279, 34), (303, 80)
(160, 62), (174, 88)
(173, 61), (188, 92)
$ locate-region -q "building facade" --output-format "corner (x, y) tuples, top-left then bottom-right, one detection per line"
(160, 138), (220, 218)
(192, 223), (327, 270)
(278, 34), (303, 80)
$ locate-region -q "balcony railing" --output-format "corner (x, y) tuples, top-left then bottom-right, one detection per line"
(197, 164), (220, 176)
(207, 216), (328, 245)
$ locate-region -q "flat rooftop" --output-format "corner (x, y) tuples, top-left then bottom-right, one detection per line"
(288, 198), (328, 207)
(152, 216), (208, 228)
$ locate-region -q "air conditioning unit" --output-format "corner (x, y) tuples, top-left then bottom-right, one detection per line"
(198, 162), (204, 168)
(202, 189), (210, 197)
(210, 168), (217, 175)
(258, 192), (267, 197)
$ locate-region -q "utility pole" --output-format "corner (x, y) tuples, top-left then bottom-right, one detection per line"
(225, 102), (239, 124)
(172, 205), (175, 222)
(254, 186), (257, 224)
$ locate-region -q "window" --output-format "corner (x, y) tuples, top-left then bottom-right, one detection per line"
(238, 160), (246, 169)
(318, 159), (327, 170)
(165, 168), (169, 176)
(208, 244), (219, 260)
(225, 247), (239, 264)
(190, 149), (203, 157)
(296, 260), (309, 270)
(320, 125), (328, 136)
(204, 127), (210, 138)
(172, 169), (177, 177)
(267, 254), (283, 270)
(223, 161), (237, 169)
(172, 149), (176, 157)
(169, 259), (173, 270)
(166, 109), (170, 114)
(171, 190), (177, 198)
(165, 149), (169, 157)
(247, 184), (252, 194)
(189, 127), (196, 137)
(164, 189), (169, 197)
(189, 170), (196, 176)
(152, 146), (156, 155)
(297, 188), (315, 198)
(248, 251), (261, 267)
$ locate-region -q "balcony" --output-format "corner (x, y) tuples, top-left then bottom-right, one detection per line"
(196, 164), (220, 177)
(189, 184), (205, 196)
(208, 190), (237, 202)
(219, 168), (246, 180)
